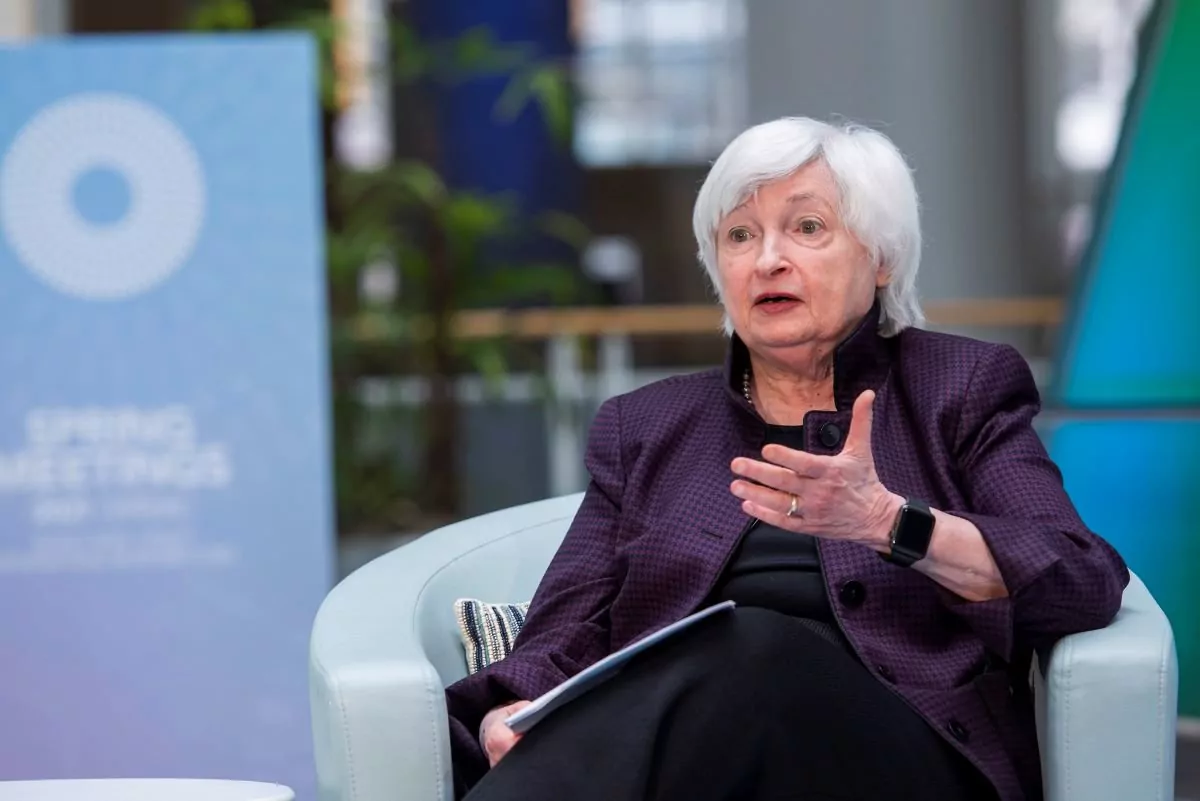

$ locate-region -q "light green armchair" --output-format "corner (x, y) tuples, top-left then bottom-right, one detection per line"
(309, 494), (1178, 801)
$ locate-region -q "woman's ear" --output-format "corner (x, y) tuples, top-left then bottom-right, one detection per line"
(874, 259), (891, 289)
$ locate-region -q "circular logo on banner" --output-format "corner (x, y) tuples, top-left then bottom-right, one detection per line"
(0, 93), (206, 301)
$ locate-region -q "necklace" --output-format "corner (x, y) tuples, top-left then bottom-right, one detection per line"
(742, 367), (753, 407)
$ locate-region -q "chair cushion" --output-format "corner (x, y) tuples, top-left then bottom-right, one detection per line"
(454, 598), (530, 674)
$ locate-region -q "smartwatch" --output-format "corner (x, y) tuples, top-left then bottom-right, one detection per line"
(882, 497), (935, 567)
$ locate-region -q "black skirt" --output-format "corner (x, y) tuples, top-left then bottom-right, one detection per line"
(462, 607), (997, 801)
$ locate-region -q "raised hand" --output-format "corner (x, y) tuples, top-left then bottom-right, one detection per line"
(729, 390), (901, 546)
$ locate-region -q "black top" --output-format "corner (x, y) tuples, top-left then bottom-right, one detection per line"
(709, 424), (838, 626)
(713, 522), (835, 622)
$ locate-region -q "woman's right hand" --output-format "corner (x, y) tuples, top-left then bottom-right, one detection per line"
(479, 700), (532, 767)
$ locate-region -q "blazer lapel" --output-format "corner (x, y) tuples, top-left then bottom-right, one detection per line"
(680, 418), (762, 607)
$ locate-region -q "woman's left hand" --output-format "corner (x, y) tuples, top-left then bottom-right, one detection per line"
(730, 390), (902, 547)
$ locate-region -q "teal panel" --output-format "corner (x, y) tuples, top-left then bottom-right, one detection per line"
(1057, 0), (1200, 407)
(1049, 420), (1200, 714)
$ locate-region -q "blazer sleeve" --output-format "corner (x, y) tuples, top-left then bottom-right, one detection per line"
(939, 344), (1129, 662)
(444, 394), (626, 785)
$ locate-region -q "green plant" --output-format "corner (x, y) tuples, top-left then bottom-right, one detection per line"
(190, 0), (588, 532)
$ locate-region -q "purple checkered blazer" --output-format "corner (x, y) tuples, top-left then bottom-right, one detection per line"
(446, 304), (1128, 801)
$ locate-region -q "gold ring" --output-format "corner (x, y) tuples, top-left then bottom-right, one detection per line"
(786, 494), (799, 518)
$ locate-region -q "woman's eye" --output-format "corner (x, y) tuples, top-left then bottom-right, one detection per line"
(728, 227), (753, 243)
(798, 219), (823, 235)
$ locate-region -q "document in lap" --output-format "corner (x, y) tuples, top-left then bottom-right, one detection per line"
(504, 601), (737, 734)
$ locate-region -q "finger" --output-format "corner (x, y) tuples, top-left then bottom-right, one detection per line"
(756, 445), (826, 477)
(486, 730), (520, 766)
(843, 390), (875, 456)
(485, 736), (500, 766)
(488, 744), (503, 768)
(489, 744), (510, 768)
(730, 457), (810, 491)
(730, 478), (796, 518)
(740, 499), (807, 532)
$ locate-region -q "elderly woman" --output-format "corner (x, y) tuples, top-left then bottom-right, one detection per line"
(445, 117), (1128, 801)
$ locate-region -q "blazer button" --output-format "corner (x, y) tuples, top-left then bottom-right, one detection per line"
(946, 719), (970, 744)
(876, 664), (895, 683)
(819, 422), (843, 448)
(839, 580), (866, 608)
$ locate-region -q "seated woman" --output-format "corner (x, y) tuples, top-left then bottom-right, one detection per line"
(444, 116), (1128, 801)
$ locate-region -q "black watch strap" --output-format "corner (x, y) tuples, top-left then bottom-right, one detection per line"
(882, 497), (935, 568)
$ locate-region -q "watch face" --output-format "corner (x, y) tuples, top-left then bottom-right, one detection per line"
(893, 502), (935, 559)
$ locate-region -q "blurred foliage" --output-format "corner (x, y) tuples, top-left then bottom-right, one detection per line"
(187, 0), (255, 31)
(189, 0), (587, 532)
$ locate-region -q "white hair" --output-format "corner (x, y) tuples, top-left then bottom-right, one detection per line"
(692, 117), (924, 337)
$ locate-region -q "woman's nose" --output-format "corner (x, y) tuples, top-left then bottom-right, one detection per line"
(755, 233), (789, 273)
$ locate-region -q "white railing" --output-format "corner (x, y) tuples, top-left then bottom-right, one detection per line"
(355, 298), (1063, 498)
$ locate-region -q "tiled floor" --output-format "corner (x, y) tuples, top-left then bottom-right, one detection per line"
(1180, 735), (1200, 799)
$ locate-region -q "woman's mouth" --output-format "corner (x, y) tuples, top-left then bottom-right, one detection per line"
(754, 293), (802, 312)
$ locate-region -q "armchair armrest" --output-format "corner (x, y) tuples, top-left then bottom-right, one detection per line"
(309, 541), (455, 801)
(309, 494), (581, 801)
(1035, 572), (1177, 801)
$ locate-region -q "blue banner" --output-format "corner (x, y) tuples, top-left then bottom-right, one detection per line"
(0, 36), (332, 797)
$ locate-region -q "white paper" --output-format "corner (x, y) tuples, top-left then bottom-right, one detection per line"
(504, 601), (737, 734)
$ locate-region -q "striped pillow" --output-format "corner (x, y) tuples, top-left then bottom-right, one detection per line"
(454, 598), (531, 674)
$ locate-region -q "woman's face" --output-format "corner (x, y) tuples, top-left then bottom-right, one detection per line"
(716, 160), (885, 358)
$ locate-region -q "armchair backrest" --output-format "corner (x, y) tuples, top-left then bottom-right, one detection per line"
(412, 494), (581, 686)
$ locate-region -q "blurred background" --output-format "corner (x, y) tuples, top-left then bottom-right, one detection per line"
(2, 0), (1196, 796)
(2, 0), (1145, 536)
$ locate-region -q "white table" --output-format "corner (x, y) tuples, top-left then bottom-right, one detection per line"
(0, 780), (294, 801)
